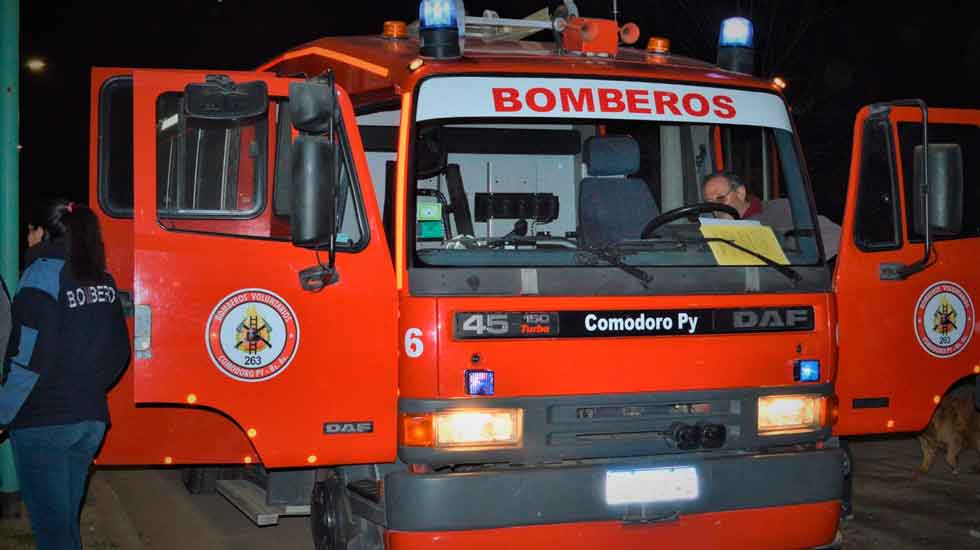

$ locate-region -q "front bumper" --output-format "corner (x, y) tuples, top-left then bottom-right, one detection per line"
(386, 501), (841, 550)
(386, 447), (842, 532)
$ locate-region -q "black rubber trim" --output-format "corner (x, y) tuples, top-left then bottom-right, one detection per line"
(97, 76), (135, 219)
(853, 113), (903, 253)
(852, 397), (889, 409)
(409, 265), (831, 296)
(385, 446), (842, 531)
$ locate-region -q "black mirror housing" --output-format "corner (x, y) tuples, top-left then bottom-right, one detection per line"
(290, 135), (337, 248)
(914, 144), (964, 236)
(288, 81), (335, 134)
(184, 76), (268, 120)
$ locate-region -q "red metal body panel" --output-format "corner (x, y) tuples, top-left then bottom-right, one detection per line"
(89, 69), (256, 465)
(258, 36), (775, 100)
(834, 106), (980, 436)
(429, 294), (835, 399)
(398, 296), (440, 398)
(96, 69), (400, 468)
(386, 501), (840, 550)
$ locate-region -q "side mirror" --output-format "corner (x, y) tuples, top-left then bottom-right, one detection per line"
(288, 76), (342, 291)
(288, 81), (335, 134)
(290, 135), (337, 248)
(184, 75), (268, 120)
(914, 144), (964, 236)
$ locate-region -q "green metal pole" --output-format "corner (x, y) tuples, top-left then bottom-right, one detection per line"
(0, 0), (21, 497)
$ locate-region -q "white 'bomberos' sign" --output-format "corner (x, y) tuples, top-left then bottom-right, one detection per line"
(417, 76), (792, 131)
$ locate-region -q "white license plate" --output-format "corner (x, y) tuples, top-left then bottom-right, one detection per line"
(605, 466), (699, 505)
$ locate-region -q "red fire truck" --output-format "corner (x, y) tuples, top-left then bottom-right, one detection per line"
(86, 2), (977, 549)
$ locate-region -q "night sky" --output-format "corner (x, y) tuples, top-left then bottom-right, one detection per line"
(17, 0), (980, 228)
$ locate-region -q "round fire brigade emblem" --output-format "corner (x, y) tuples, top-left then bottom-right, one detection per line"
(206, 289), (299, 382)
(914, 281), (974, 359)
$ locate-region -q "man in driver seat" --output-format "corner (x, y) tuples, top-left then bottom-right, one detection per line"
(702, 171), (841, 260)
(702, 171), (762, 220)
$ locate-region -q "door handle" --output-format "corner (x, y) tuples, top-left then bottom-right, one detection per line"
(879, 263), (904, 281)
(135, 304), (152, 359)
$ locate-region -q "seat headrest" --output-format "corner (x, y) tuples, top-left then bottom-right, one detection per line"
(583, 135), (640, 177)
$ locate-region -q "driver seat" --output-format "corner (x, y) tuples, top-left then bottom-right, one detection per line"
(578, 135), (659, 247)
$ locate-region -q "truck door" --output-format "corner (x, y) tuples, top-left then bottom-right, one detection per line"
(123, 69), (396, 467)
(835, 105), (980, 436)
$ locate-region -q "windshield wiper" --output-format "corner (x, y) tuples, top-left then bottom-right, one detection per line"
(485, 235), (577, 249)
(604, 237), (801, 284)
(583, 246), (653, 288)
(692, 237), (802, 283)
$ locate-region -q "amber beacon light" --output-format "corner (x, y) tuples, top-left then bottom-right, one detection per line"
(646, 37), (670, 54)
(383, 20), (408, 39)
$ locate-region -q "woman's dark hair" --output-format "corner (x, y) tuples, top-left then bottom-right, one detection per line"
(35, 198), (107, 283)
(27, 197), (69, 240)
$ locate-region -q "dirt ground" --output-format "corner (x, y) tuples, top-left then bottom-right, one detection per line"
(841, 435), (980, 549)
(0, 472), (122, 550)
(1, 435), (978, 549)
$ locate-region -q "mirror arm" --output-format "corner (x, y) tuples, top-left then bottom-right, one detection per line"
(882, 99), (932, 279)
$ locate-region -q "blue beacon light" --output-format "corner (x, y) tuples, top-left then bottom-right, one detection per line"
(419, 0), (464, 59)
(719, 17), (754, 48)
(717, 16), (755, 75)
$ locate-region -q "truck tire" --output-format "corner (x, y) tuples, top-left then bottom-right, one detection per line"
(311, 471), (351, 550)
(182, 466), (219, 495)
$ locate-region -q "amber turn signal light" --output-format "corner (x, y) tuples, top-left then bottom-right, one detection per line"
(401, 414), (435, 447)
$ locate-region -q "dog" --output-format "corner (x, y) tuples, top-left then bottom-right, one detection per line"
(917, 387), (980, 475)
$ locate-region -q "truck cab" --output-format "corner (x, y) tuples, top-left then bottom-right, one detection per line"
(84, 4), (980, 549)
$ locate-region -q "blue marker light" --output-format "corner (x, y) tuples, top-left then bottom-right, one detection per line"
(719, 17), (754, 48)
(794, 360), (820, 383)
(465, 370), (494, 396)
(420, 0), (459, 30)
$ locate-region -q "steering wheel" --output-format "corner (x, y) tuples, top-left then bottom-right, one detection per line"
(640, 203), (740, 239)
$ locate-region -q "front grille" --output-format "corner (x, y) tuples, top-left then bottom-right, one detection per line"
(399, 384), (831, 467)
(546, 397), (741, 451)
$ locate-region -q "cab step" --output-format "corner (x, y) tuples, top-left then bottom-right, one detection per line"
(215, 479), (311, 526)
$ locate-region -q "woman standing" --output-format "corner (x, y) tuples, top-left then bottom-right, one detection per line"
(0, 199), (130, 550)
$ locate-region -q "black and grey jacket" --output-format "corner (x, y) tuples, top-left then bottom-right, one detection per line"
(0, 239), (131, 429)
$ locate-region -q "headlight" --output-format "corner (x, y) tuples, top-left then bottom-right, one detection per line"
(757, 395), (829, 435)
(401, 408), (523, 449)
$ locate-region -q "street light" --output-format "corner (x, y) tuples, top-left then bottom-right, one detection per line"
(24, 57), (45, 73)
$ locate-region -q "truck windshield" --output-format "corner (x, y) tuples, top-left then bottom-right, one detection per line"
(410, 77), (822, 273)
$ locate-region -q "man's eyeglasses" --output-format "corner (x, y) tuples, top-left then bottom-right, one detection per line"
(708, 188), (735, 203)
